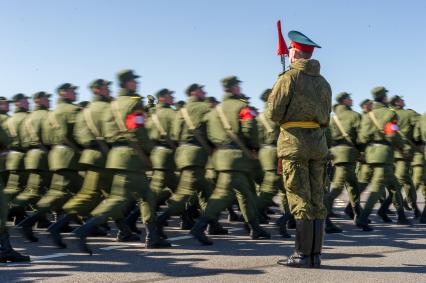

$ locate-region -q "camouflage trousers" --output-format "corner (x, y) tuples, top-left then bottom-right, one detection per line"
(63, 166), (112, 217)
(281, 159), (327, 220)
(91, 170), (156, 224)
(394, 159), (417, 208)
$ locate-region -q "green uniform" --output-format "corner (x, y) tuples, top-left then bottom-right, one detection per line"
(12, 105), (51, 208)
(165, 96), (211, 214)
(357, 101), (406, 220)
(0, 124), (11, 233)
(413, 113), (426, 221)
(327, 104), (362, 213)
(146, 102), (178, 203)
(34, 98), (82, 213)
(4, 109), (28, 199)
(89, 89), (156, 224)
(0, 113), (9, 184)
(256, 107), (286, 212)
(391, 107), (418, 211)
(62, 95), (112, 216)
(267, 59), (331, 220)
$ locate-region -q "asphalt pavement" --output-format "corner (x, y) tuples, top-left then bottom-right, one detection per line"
(1, 195), (425, 283)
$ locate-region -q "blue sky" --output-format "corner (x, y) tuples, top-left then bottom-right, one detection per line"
(1, 0), (425, 113)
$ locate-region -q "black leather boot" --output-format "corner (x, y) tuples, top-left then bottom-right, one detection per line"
(353, 204), (373, 231)
(420, 205), (426, 224)
(227, 206), (244, 222)
(248, 220), (271, 240)
(276, 213), (291, 238)
(145, 221), (172, 249)
(413, 203), (421, 219)
(0, 232), (30, 263)
(311, 220), (325, 268)
(125, 206), (141, 235)
(36, 214), (52, 229)
(180, 209), (195, 230)
(278, 220), (313, 268)
(9, 206), (27, 226)
(48, 213), (75, 248)
(396, 209), (411, 225)
(377, 197), (393, 223)
(325, 216), (342, 234)
(73, 216), (106, 255)
(155, 210), (170, 239)
(115, 219), (140, 242)
(287, 214), (296, 229)
(190, 217), (213, 245)
(17, 211), (44, 242)
(344, 203), (355, 219)
(207, 220), (228, 235)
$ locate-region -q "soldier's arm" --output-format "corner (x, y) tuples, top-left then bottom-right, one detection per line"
(266, 74), (295, 122)
(131, 101), (154, 154)
(240, 107), (259, 150)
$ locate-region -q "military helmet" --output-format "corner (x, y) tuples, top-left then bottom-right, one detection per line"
(260, 89), (272, 102)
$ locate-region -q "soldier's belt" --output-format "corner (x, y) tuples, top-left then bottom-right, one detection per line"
(281, 121), (320, 130)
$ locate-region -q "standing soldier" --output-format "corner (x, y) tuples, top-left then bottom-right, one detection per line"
(47, 79), (123, 248)
(413, 112), (426, 223)
(268, 31), (331, 268)
(72, 70), (170, 255)
(326, 92), (372, 231)
(389, 95), (421, 217)
(4, 94), (30, 201)
(9, 92), (52, 225)
(145, 89), (178, 205)
(190, 76), (270, 245)
(356, 87), (410, 228)
(257, 88), (291, 238)
(0, 117), (30, 263)
(18, 83), (83, 241)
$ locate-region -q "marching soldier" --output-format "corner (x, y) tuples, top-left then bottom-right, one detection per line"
(268, 31), (330, 268)
(9, 92), (52, 225)
(257, 88), (291, 237)
(326, 92), (372, 231)
(190, 76), (270, 245)
(356, 87), (410, 228)
(0, 97), (11, 185)
(389, 95), (421, 217)
(4, 94), (30, 201)
(413, 112), (426, 223)
(18, 83), (83, 241)
(72, 70), (170, 255)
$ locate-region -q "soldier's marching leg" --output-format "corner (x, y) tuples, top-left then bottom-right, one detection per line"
(412, 164), (426, 223)
(257, 170), (279, 220)
(395, 160), (421, 217)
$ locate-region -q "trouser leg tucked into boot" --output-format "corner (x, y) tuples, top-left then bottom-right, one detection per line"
(0, 232), (31, 263)
(73, 216), (106, 255)
(116, 219), (140, 242)
(353, 204), (373, 231)
(420, 205), (426, 224)
(145, 221), (172, 249)
(377, 196), (393, 223)
(248, 220), (271, 240)
(125, 206), (141, 235)
(396, 209), (411, 225)
(276, 213), (291, 238)
(207, 220), (228, 235)
(278, 220), (313, 268)
(325, 216), (342, 234)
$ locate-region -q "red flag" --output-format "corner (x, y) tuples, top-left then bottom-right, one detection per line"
(277, 20), (289, 56)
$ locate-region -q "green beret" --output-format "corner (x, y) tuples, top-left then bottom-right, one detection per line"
(90, 79), (112, 89)
(12, 93), (29, 102)
(57, 83), (78, 93)
(0, 96), (11, 103)
(260, 89), (272, 102)
(117, 69), (140, 83)
(359, 99), (372, 108)
(155, 88), (174, 98)
(221, 76), (242, 89)
(389, 95), (403, 106)
(186, 83), (204, 95)
(335, 92), (351, 103)
(33, 91), (51, 100)
(371, 86), (388, 100)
